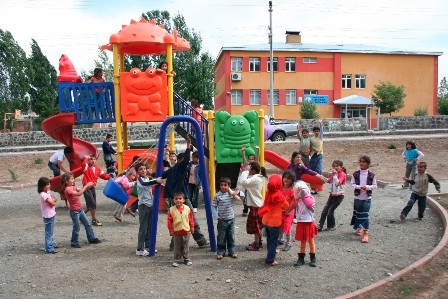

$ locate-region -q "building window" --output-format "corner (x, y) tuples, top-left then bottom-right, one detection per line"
(231, 57), (243, 71)
(267, 90), (279, 105)
(267, 57), (278, 72)
(342, 74), (352, 89)
(249, 57), (260, 72)
(231, 90), (242, 105)
(286, 90), (297, 105)
(341, 106), (367, 118)
(356, 74), (366, 89)
(249, 90), (261, 105)
(304, 89), (318, 95)
(303, 57), (317, 63)
(285, 57), (296, 72)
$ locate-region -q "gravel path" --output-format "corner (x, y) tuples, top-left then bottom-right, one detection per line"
(0, 179), (443, 299)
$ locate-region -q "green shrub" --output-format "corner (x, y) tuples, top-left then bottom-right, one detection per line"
(8, 169), (18, 182)
(387, 143), (396, 149)
(299, 99), (320, 119)
(414, 107), (428, 116)
(438, 97), (448, 115)
(34, 158), (43, 164)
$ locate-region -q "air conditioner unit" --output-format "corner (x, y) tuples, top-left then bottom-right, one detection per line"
(231, 72), (242, 81)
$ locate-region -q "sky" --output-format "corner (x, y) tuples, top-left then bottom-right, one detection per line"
(1, 0), (447, 81)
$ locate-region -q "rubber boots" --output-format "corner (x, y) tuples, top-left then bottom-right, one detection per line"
(361, 230), (369, 243)
(310, 253), (317, 267)
(294, 253), (306, 267)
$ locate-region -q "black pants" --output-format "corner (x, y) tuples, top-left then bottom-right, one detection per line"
(318, 195), (344, 229)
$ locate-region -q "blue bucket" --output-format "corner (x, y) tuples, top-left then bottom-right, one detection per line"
(103, 179), (128, 205)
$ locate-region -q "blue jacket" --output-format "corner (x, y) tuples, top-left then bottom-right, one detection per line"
(186, 161), (202, 186)
(160, 148), (191, 199)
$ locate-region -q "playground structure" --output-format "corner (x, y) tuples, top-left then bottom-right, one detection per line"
(42, 18), (323, 257)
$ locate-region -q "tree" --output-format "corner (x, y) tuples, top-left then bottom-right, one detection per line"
(28, 39), (58, 121)
(438, 77), (448, 115)
(119, 10), (215, 110)
(371, 81), (406, 116)
(299, 99), (320, 119)
(0, 29), (30, 130)
(81, 47), (113, 82)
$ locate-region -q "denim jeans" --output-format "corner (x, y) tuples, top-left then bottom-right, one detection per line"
(69, 209), (96, 245)
(401, 192), (427, 219)
(353, 199), (371, 230)
(139, 205), (153, 251)
(309, 154), (323, 174)
(48, 161), (60, 177)
(265, 225), (281, 264)
(43, 216), (56, 252)
(318, 195), (344, 229)
(188, 183), (200, 209)
(216, 218), (235, 256)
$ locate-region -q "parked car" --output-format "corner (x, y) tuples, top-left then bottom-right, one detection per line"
(266, 116), (298, 141)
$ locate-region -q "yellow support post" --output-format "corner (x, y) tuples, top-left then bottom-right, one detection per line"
(208, 110), (216, 199)
(113, 44), (123, 172)
(166, 44), (175, 152)
(259, 109), (265, 197)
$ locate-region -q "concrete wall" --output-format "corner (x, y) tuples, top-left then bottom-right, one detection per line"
(1, 116), (448, 149)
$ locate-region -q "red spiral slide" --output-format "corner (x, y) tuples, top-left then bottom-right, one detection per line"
(42, 113), (98, 192)
(264, 150), (324, 191)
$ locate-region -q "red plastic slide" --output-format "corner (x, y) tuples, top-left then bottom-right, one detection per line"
(264, 150), (324, 191)
(42, 113), (98, 192)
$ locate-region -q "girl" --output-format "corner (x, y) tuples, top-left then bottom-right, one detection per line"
(61, 173), (101, 248)
(240, 162), (267, 251)
(113, 169), (137, 222)
(288, 180), (318, 267)
(402, 140), (424, 188)
(38, 177), (58, 254)
(350, 156), (377, 243)
(317, 160), (347, 231)
(258, 174), (289, 266)
(156, 61), (176, 76)
(89, 67), (105, 83)
(278, 170), (296, 251)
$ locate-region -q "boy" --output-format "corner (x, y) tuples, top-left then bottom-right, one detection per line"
(135, 163), (162, 256)
(212, 177), (240, 260)
(82, 154), (111, 226)
(48, 146), (73, 177)
(297, 126), (311, 167)
(309, 121), (324, 194)
(102, 133), (116, 177)
(167, 192), (194, 266)
(400, 161), (441, 221)
(187, 151), (201, 213)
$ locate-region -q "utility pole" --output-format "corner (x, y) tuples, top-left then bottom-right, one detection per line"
(268, 1), (274, 118)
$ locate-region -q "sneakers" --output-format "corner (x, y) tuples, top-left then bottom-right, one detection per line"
(71, 244), (81, 248)
(317, 226), (323, 232)
(246, 243), (259, 251)
(89, 238), (101, 244)
(136, 249), (149, 256)
(193, 208), (198, 213)
(216, 255), (223, 260)
(172, 261), (179, 267)
(114, 216), (123, 222)
(283, 244), (291, 252)
(184, 259), (192, 266)
(92, 219), (102, 226)
(400, 214), (406, 221)
(266, 261), (279, 267)
(198, 240), (209, 248)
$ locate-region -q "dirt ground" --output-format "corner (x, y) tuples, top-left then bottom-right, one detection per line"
(0, 135), (447, 298)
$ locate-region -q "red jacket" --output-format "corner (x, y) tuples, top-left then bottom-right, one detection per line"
(81, 160), (110, 186)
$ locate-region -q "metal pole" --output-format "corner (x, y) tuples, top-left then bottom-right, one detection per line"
(268, 1), (274, 118)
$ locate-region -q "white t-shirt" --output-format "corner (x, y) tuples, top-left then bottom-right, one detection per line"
(49, 149), (65, 163)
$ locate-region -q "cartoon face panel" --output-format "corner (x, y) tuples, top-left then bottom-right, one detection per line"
(120, 67), (167, 122)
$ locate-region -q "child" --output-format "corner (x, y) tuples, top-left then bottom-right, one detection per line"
(82, 154), (111, 226)
(113, 169), (137, 222)
(350, 155), (377, 243)
(240, 162), (266, 251)
(212, 177), (241, 260)
(102, 133), (117, 177)
(309, 121), (324, 194)
(156, 61), (176, 76)
(239, 144), (260, 216)
(278, 170), (296, 251)
(297, 125), (311, 167)
(317, 160), (347, 231)
(400, 161), (441, 221)
(48, 146), (73, 177)
(61, 173), (101, 248)
(135, 163), (163, 256)
(89, 67), (105, 83)
(167, 192), (195, 267)
(191, 99), (203, 130)
(187, 151), (201, 213)
(288, 180), (318, 267)
(38, 177), (58, 254)
(402, 140), (424, 189)
(259, 174), (289, 266)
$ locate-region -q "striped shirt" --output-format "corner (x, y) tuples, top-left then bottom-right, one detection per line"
(212, 191), (235, 220)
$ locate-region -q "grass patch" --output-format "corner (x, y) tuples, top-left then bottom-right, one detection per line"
(8, 169), (18, 182)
